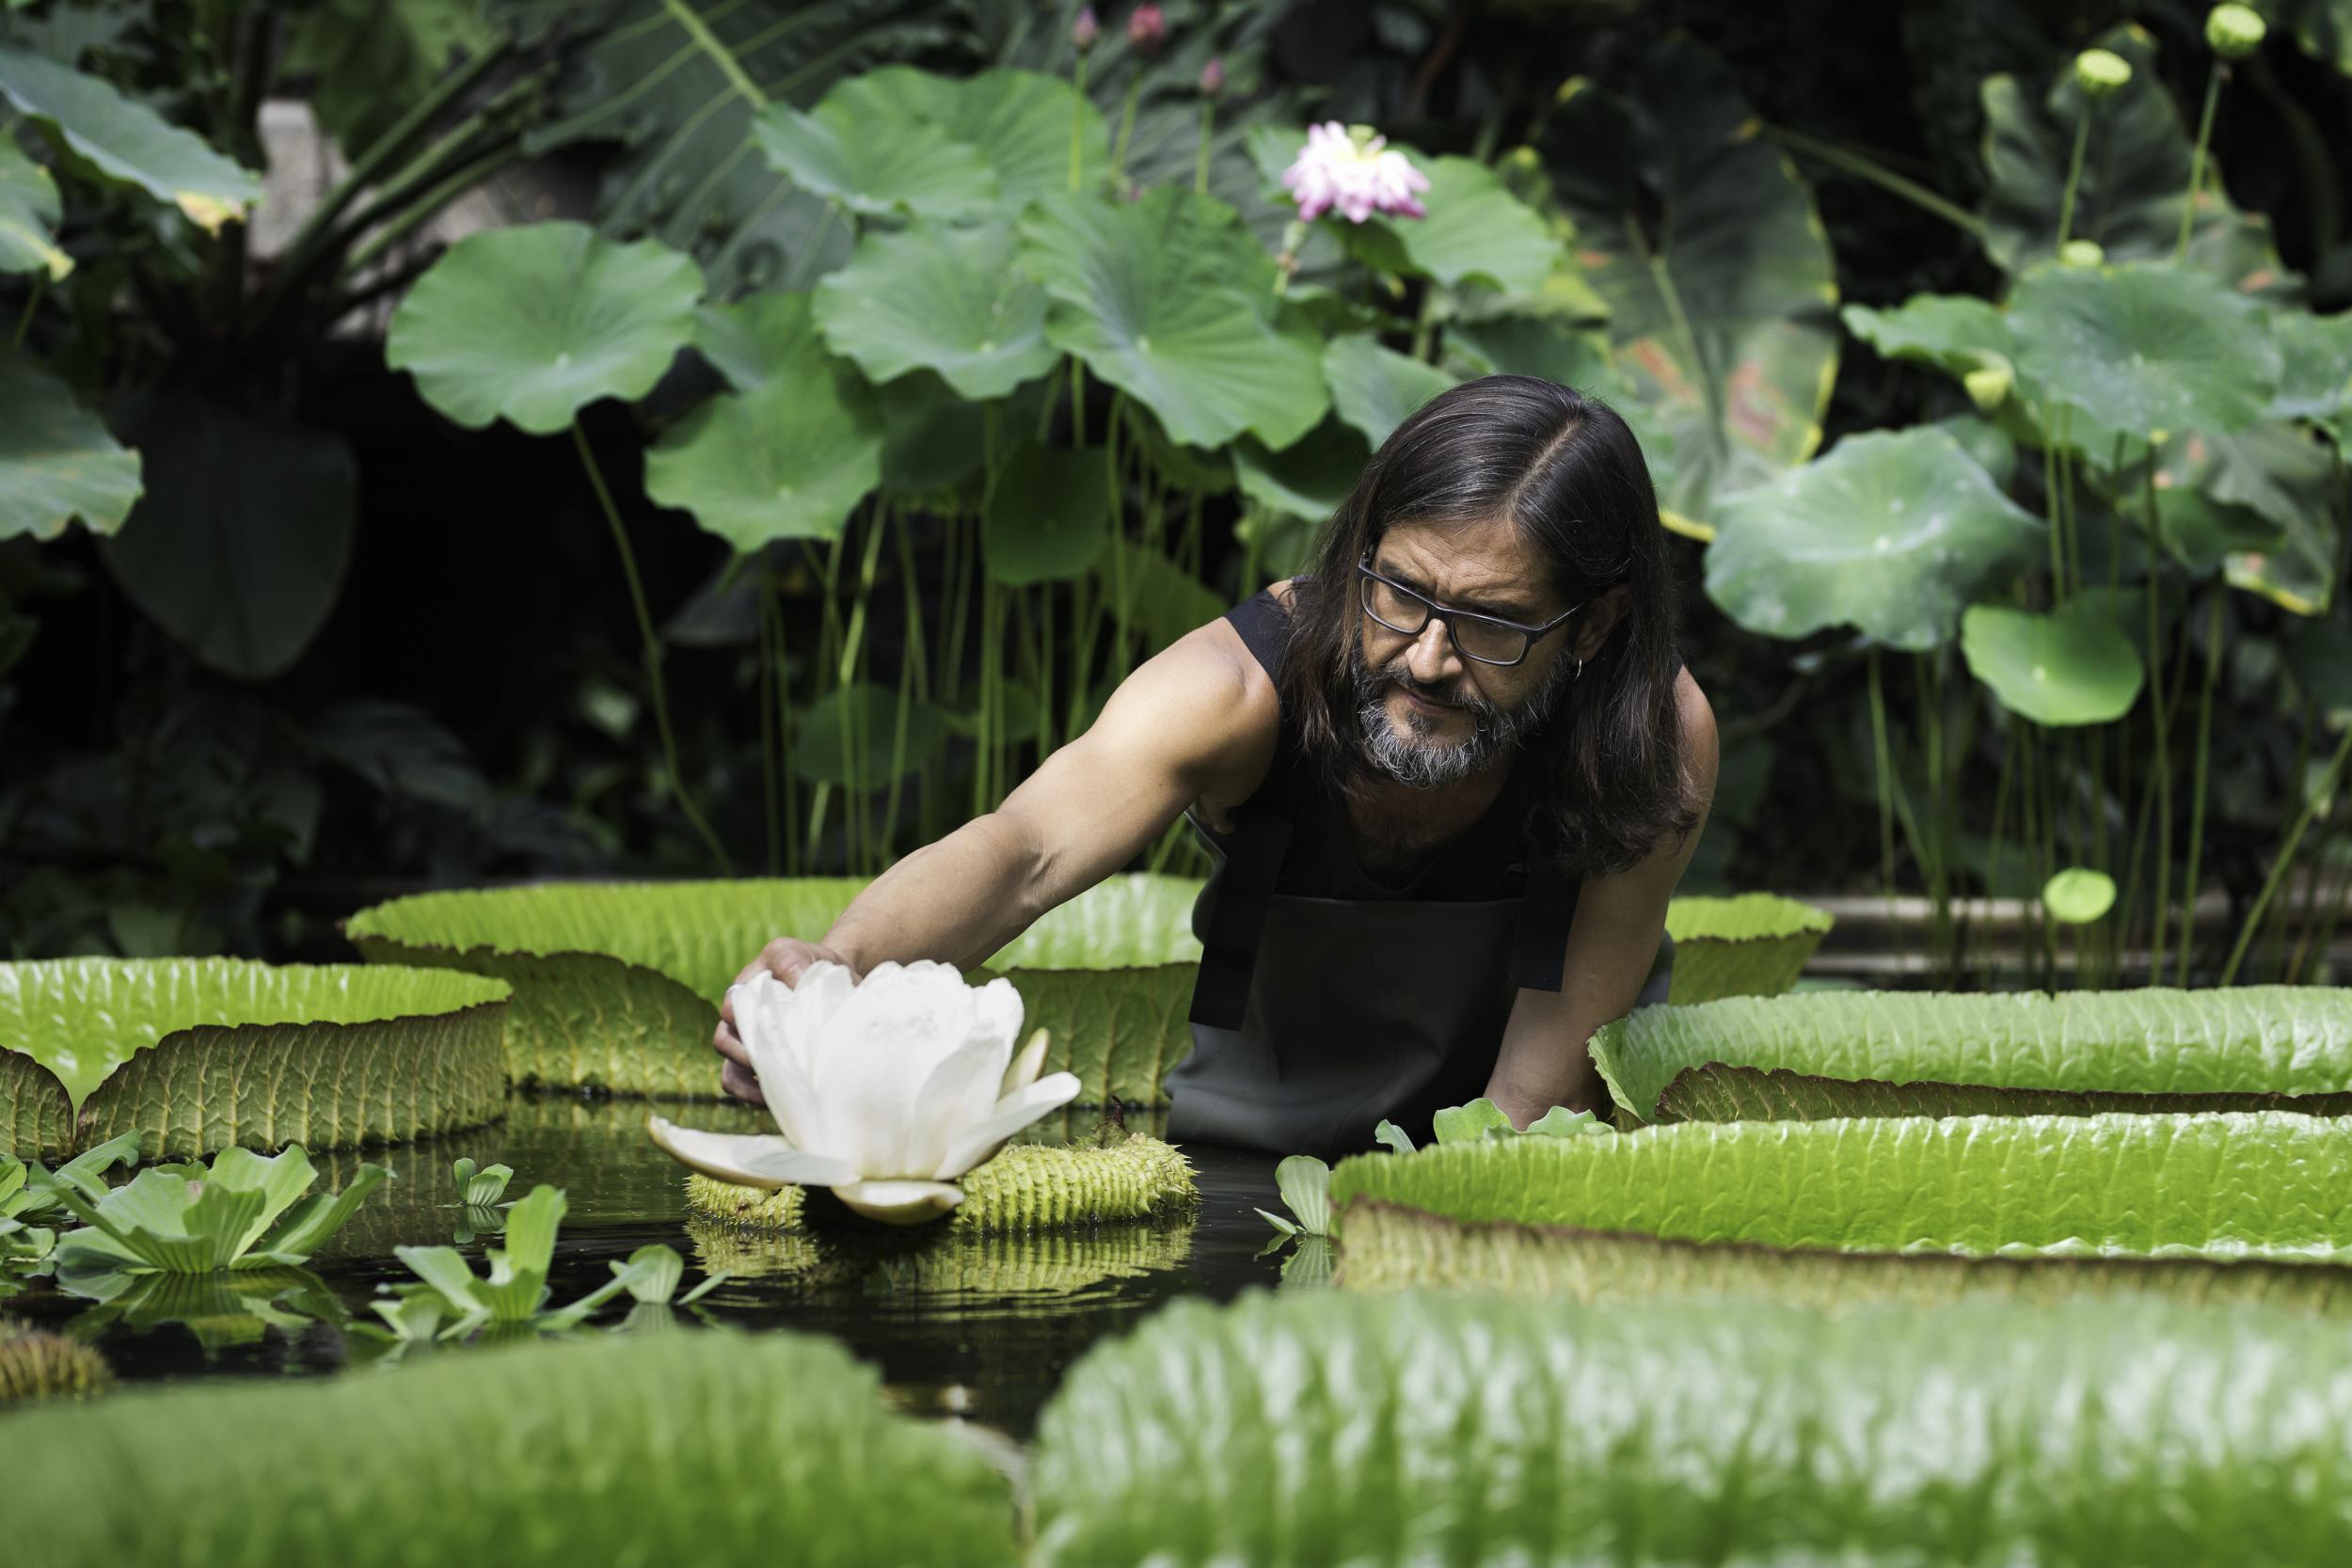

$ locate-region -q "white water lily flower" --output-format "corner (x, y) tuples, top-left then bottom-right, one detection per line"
(1281, 120), (1430, 224)
(647, 960), (1081, 1226)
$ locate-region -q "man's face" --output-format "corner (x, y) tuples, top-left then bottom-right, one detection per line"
(1350, 519), (1582, 790)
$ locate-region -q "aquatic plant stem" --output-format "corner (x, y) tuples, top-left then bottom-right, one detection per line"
(2177, 66), (2223, 261)
(2177, 586), (2225, 985)
(1867, 647), (1899, 914)
(1196, 97), (1215, 195)
(570, 422), (731, 873)
(1111, 76), (1142, 179)
(2143, 457), (2175, 979)
(2056, 111), (2091, 248)
(1762, 124), (1988, 237)
(1070, 55), (1090, 191)
(2221, 725), (2352, 985)
(10, 274), (41, 349)
(757, 574), (779, 875)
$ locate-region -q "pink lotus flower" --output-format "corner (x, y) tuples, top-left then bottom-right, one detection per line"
(1280, 121), (1430, 224)
(1127, 4), (1166, 55)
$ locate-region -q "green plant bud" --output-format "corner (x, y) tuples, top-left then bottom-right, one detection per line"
(2059, 239), (2106, 268)
(1963, 355), (2016, 412)
(0, 1317), (113, 1406)
(2073, 48), (2132, 98)
(2205, 3), (2266, 59)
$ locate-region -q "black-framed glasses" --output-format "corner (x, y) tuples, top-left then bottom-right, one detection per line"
(1355, 555), (1586, 667)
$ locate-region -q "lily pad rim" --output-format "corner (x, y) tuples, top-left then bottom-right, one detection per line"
(1654, 1061), (2352, 1124)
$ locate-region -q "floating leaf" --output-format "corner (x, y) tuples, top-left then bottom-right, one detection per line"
(1430, 1098), (1512, 1144)
(0, 135), (70, 278)
(1321, 334), (1456, 448)
(0, 43), (260, 230)
(1372, 1119), (1416, 1155)
(2006, 261), (2280, 454)
(0, 354), (140, 540)
(1017, 186), (1327, 450)
(815, 221), (1055, 400)
(1542, 35), (1838, 531)
(1587, 986), (2352, 1125)
(387, 222), (704, 435)
(40, 1144), (387, 1288)
(983, 440), (1109, 585)
(2043, 867), (2118, 924)
(1272, 1154), (1331, 1236)
(1706, 426), (2042, 650)
(1962, 598), (2146, 725)
(1662, 893), (1836, 1003)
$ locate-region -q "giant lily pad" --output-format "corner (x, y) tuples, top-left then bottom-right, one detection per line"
(0, 135), (70, 278)
(386, 222), (705, 436)
(1541, 35), (1838, 533)
(344, 875), (1206, 1103)
(0, 958), (509, 1161)
(1588, 985), (2352, 1125)
(814, 221), (1055, 401)
(1962, 598), (2146, 725)
(0, 43), (260, 230)
(1037, 1292), (2352, 1567)
(1705, 426), (2043, 650)
(690, 1207), (1194, 1298)
(2007, 261), (2280, 455)
(0, 354), (141, 540)
(1017, 186), (1327, 451)
(1321, 333), (1456, 448)
(9, 1330), (1019, 1567)
(1979, 24), (2295, 292)
(1661, 894), (1834, 1003)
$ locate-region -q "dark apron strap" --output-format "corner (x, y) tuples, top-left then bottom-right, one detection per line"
(1187, 752), (1300, 1032)
(1507, 855), (1581, 993)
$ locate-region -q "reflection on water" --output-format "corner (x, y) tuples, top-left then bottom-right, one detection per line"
(10, 1092), (1284, 1438)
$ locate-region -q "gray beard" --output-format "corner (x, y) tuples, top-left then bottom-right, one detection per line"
(1350, 641), (1575, 791)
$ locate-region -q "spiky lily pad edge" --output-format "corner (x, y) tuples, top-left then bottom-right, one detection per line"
(684, 1136), (1200, 1234)
(1659, 1062), (2352, 1122)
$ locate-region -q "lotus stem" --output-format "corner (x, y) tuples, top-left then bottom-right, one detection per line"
(570, 421), (732, 872)
(2221, 724), (2352, 984)
(2040, 419), (2068, 606)
(1761, 124), (1988, 236)
(1867, 647), (1899, 911)
(2177, 66), (2223, 261)
(337, 144), (527, 280)
(1070, 55), (1090, 191)
(2142, 456), (2175, 980)
(840, 507), (888, 872)
(10, 274), (40, 350)
(2177, 586), (2225, 984)
(2286, 808), (2346, 982)
(1039, 584), (1057, 761)
(1196, 98), (1215, 195)
(757, 572), (780, 874)
(2056, 108), (2091, 248)
(1105, 392), (1130, 678)
(1111, 76), (1141, 179)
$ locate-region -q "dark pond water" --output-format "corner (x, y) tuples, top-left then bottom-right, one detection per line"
(6, 1095), (1287, 1439)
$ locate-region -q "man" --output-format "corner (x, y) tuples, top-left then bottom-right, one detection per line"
(715, 375), (1718, 1155)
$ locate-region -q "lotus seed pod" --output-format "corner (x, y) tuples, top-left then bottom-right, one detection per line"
(1963, 356), (2016, 413)
(2205, 3), (2265, 59)
(2074, 48), (2132, 98)
(0, 1318), (112, 1406)
(2059, 238), (2106, 268)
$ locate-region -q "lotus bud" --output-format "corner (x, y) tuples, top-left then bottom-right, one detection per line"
(2073, 48), (2132, 99)
(1072, 5), (1099, 52)
(1126, 3), (1166, 55)
(1199, 55), (1225, 98)
(2205, 4), (2265, 59)
(1963, 355), (2015, 413)
(2059, 238), (2106, 268)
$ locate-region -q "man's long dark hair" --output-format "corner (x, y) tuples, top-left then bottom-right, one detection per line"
(1278, 373), (1699, 879)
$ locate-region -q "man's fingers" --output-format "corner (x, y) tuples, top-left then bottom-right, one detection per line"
(713, 1018), (750, 1069)
(720, 1057), (766, 1106)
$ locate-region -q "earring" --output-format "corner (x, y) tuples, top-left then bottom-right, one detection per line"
(1572, 655), (1584, 681)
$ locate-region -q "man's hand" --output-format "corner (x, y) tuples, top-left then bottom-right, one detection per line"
(712, 938), (861, 1104)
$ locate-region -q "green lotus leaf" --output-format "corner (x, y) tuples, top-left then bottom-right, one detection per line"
(983, 439), (1109, 585)
(0, 135), (70, 278)
(814, 221), (1054, 401)
(1587, 985), (2352, 1125)
(2286, 615), (2352, 728)
(0, 353), (141, 541)
(1017, 186), (1327, 450)
(1541, 35), (1838, 533)
(2149, 481), (2281, 576)
(1232, 419), (1367, 526)
(751, 86), (997, 223)
(1705, 426), (2043, 650)
(2007, 261), (2280, 455)
(1661, 893), (1834, 1003)
(344, 876), (1205, 1102)
(2044, 866), (2119, 924)
(1121, 404), (1235, 496)
(1979, 24), (2296, 292)
(827, 67), (1108, 213)
(9, 1331), (1018, 1567)
(1321, 333), (1455, 448)
(280, 0), (496, 161)
(1093, 537), (1228, 660)
(0, 958), (508, 1161)
(386, 222), (705, 436)
(1334, 1110), (2352, 1262)
(686, 1133), (1198, 1233)
(1035, 1292), (2352, 1565)
(0, 43), (261, 230)
(1962, 597), (2146, 725)
(790, 682), (948, 785)
(2270, 307), (2352, 427)
(2162, 420), (2345, 614)
(1841, 293), (2017, 384)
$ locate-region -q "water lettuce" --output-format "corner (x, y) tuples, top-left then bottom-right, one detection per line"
(389, 1183), (686, 1338)
(1331, 1111), (2352, 1263)
(1032, 1291), (2352, 1565)
(10, 1329), (1018, 1567)
(0, 958), (508, 1159)
(1592, 984), (2352, 1123)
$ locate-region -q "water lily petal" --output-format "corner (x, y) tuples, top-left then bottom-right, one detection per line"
(932, 1070), (1085, 1180)
(999, 1026), (1050, 1097)
(730, 973), (818, 1148)
(816, 960), (1009, 1172)
(832, 1179), (964, 1227)
(645, 1116), (859, 1189)
(899, 1032), (1013, 1178)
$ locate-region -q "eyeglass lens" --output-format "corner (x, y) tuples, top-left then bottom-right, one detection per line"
(1359, 573), (1526, 664)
